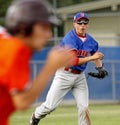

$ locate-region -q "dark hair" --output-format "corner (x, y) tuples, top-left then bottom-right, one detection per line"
(7, 22), (34, 36)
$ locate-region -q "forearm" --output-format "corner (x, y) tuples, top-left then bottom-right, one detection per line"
(78, 56), (95, 65)
(12, 47), (76, 110)
(71, 50), (104, 66)
(12, 63), (56, 110)
(93, 59), (103, 67)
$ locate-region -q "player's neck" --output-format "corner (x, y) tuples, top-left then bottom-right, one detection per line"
(76, 32), (86, 38)
(75, 29), (86, 38)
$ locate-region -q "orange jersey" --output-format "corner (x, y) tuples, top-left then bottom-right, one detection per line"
(0, 35), (32, 125)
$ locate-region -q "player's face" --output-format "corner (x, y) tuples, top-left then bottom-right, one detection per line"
(73, 19), (89, 36)
(28, 23), (52, 51)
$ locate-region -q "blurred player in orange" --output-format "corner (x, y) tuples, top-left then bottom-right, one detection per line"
(0, 0), (76, 125)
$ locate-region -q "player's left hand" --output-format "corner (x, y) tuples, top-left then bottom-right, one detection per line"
(88, 66), (108, 79)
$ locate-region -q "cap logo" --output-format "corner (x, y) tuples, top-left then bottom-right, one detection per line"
(80, 12), (85, 18)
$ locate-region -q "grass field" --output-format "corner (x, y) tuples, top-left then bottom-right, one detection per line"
(10, 104), (120, 125)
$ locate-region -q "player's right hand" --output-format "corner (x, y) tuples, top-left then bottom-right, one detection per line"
(46, 46), (75, 70)
(92, 52), (104, 60)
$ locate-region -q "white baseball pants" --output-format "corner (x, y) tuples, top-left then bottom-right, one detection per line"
(34, 68), (91, 125)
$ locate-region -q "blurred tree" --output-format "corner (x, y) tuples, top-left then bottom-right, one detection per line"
(0, 0), (13, 17)
(48, 0), (96, 8)
(0, 0), (98, 17)
(0, 0), (13, 25)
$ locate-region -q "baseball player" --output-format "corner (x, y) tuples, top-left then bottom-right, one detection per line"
(30, 12), (108, 125)
(0, 0), (76, 125)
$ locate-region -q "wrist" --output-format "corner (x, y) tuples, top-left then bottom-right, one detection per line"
(87, 56), (94, 62)
(96, 63), (104, 69)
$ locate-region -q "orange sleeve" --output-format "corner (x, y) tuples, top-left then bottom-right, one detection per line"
(0, 38), (32, 94)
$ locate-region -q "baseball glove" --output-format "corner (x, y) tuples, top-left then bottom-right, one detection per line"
(88, 66), (108, 79)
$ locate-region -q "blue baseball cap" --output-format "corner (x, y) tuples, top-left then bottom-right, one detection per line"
(73, 12), (89, 22)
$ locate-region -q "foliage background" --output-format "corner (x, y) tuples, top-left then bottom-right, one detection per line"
(0, 0), (99, 24)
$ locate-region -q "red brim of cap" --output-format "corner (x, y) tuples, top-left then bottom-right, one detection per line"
(78, 17), (89, 21)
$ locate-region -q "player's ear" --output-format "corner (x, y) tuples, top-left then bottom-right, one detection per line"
(73, 23), (76, 28)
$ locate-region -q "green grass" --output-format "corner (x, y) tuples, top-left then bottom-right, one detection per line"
(10, 104), (120, 125)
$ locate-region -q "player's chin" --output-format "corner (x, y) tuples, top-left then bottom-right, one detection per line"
(32, 39), (49, 51)
(33, 45), (44, 51)
(34, 43), (47, 51)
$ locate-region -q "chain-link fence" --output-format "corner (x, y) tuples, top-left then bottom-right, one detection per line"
(30, 60), (120, 103)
